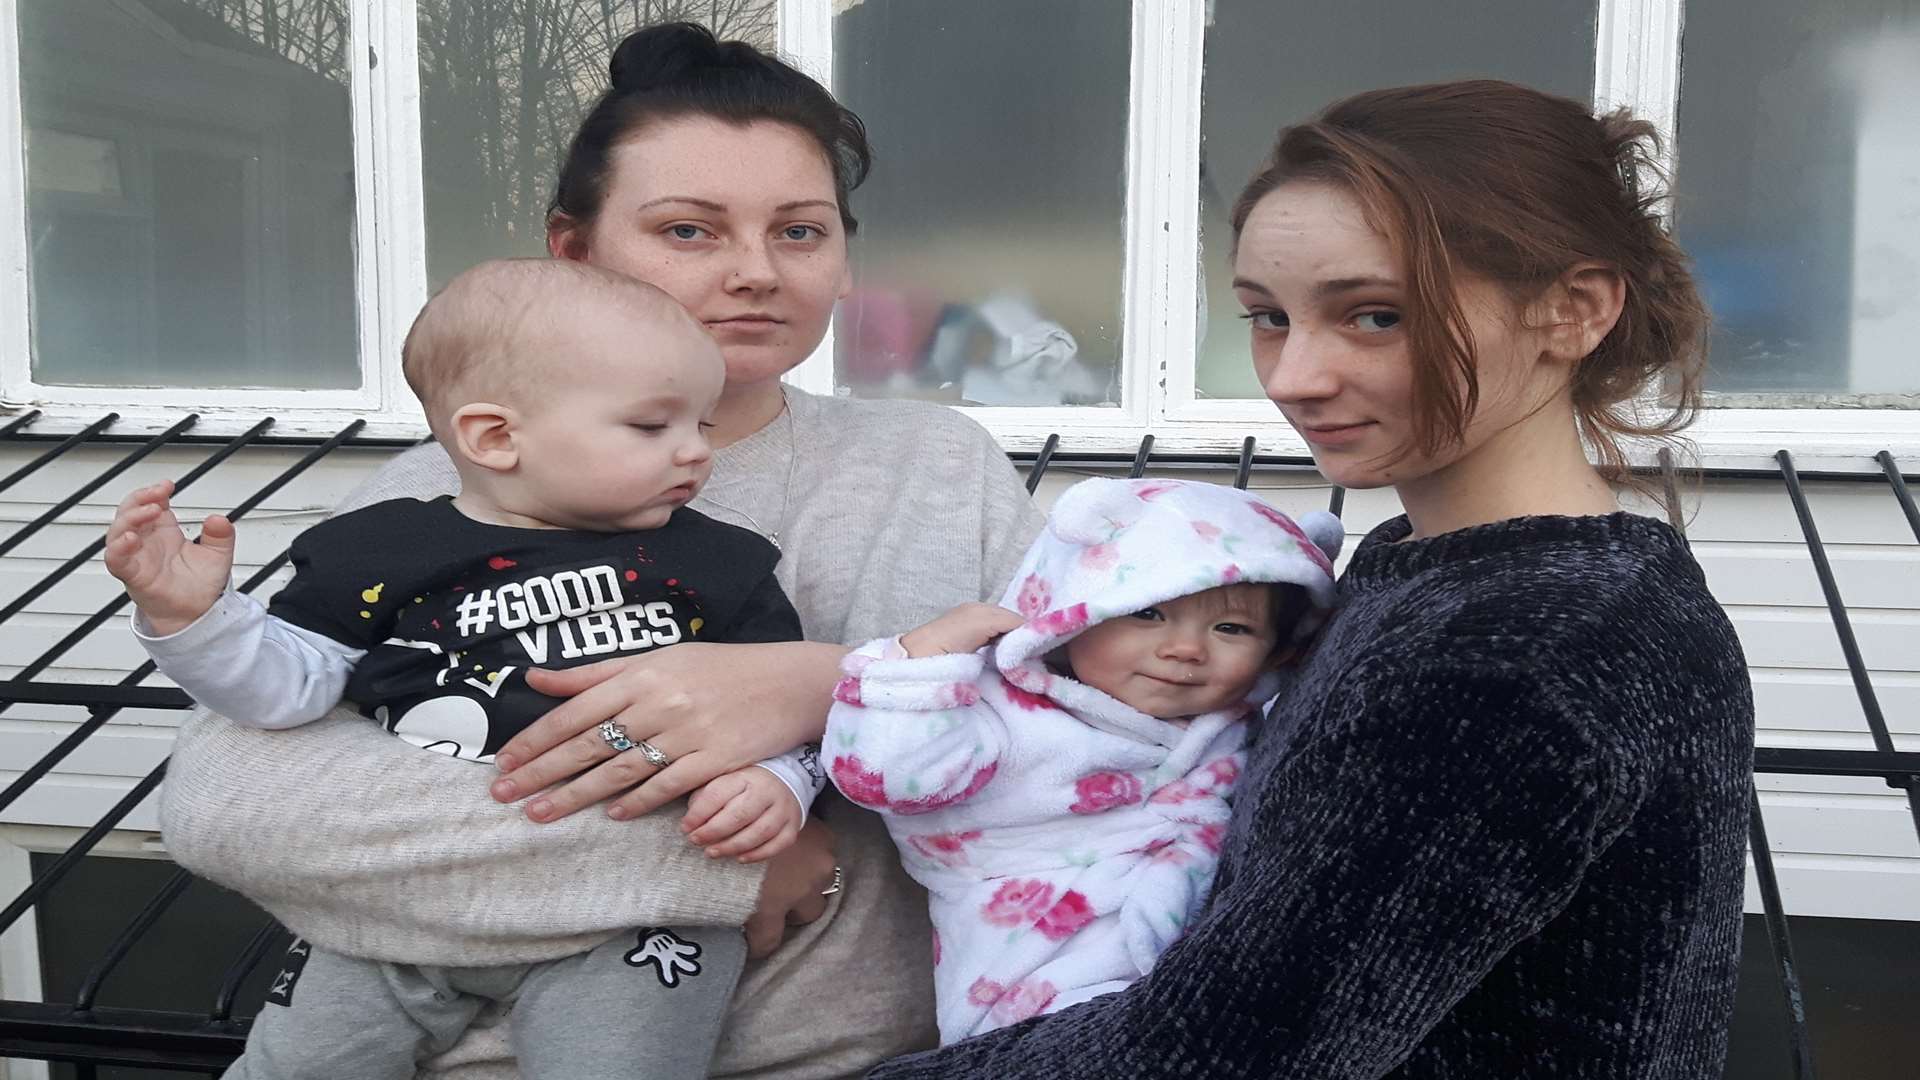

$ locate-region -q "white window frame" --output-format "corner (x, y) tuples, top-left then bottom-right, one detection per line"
(0, 0), (1915, 473)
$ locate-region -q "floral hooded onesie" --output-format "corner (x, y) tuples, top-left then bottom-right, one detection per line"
(823, 478), (1343, 1041)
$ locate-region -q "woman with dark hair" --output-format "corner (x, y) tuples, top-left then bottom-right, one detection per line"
(162, 23), (1042, 1078)
(873, 80), (1753, 1079)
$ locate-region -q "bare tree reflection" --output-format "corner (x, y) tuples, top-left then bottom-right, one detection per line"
(179, 1), (777, 281)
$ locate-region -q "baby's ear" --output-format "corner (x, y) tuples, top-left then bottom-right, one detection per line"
(449, 402), (519, 473)
(1295, 511), (1345, 561)
(1048, 478), (1140, 544)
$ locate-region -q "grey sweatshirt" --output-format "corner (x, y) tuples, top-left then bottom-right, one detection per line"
(159, 388), (1046, 1078)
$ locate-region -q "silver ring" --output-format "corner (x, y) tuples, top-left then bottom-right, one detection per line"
(820, 865), (844, 897)
(597, 720), (635, 752)
(632, 738), (672, 769)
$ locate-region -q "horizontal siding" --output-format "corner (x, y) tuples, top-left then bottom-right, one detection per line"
(5, 446), (1918, 919)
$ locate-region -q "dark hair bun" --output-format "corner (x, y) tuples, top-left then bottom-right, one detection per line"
(556, 21), (873, 235)
(610, 21), (744, 93)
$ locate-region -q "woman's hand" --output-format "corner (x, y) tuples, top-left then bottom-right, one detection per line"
(488, 640), (848, 822)
(746, 818), (838, 958)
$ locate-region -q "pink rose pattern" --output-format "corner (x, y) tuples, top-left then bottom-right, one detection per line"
(1148, 778), (1202, 806)
(1151, 843), (1195, 867)
(894, 761), (999, 816)
(932, 928), (942, 967)
(980, 879), (1056, 927)
(829, 754), (887, 808)
(966, 976), (1004, 1007)
(1132, 481), (1180, 501)
(1031, 602), (1090, 638)
(1191, 520), (1222, 542)
(932, 682), (981, 709)
(990, 978), (1059, 1025)
(831, 676), (863, 706)
(1015, 574), (1052, 618)
(907, 829), (983, 868)
(1078, 543), (1120, 572)
(1034, 890), (1096, 941)
(1250, 501), (1335, 575)
(1068, 770), (1143, 815)
(1002, 681), (1057, 712)
(1196, 822), (1226, 854)
(1204, 758), (1240, 786)
(1149, 753), (1244, 807)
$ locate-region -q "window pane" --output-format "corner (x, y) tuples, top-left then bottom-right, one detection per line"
(417, 2), (778, 292)
(833, 0), (1127, 407)
(1674, 0), (1919, 401)
(19, 1), (359, 390)
(1195, 0), (1598, 400)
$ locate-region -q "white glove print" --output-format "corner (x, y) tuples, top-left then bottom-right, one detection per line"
(623, 927), (704, 988)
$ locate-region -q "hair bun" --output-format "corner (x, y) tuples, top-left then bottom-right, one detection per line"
(609, 22), (731, 92)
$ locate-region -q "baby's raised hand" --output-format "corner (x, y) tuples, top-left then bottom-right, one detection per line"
(680, 767), (804, 863)
(103, 480), (235, 636)
(900, 602), (1025, 658)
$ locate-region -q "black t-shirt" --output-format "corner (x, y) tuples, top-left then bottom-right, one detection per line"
(268, 496), (801, 761)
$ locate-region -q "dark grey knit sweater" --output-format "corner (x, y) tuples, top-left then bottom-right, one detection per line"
(871, 511), (1754, 1079)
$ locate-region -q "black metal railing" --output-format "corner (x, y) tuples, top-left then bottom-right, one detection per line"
(1, 413), (1917, 1078)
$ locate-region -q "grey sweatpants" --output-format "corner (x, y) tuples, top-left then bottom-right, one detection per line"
(227, 926), (744, 1080)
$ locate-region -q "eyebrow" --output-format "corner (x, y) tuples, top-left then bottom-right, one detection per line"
(635, 196), (724, 212)
(621, 393), (688, 412)
(1230, 275), (1402, 299)
(631, 196), (838, 214)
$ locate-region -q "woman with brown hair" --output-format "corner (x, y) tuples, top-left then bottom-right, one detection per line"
(874, 80), (1754, 1079)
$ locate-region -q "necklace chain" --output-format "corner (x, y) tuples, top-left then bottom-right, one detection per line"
(698, 388), (798, 551)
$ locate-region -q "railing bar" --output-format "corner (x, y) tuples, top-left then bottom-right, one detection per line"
(0, 415), (199, 560)
(219, 419), (366, 522)
(1126, 434), (1155, 479)
(1749, 790), (1817, 1080)
(1026, 433), (1060, 494)
(1774, 452), (1895, 754)
(0, 413), (118, 494)
(1878, 452), (1920, 545)
(0, 418), (352, 681)
(1753, 746), (1920, 779)
(0, 551), (294, 816)
(1231, 437), (1256, 490)
(73, 868), (196, 1013)
(1656, 447), (1688, 538)
(0, 761), (167, 936)
(209, 921), (289, 1024)
(0, 682), (191, 709)
(0, 419), (275, 633)
(1776, 450), (1920, 844)
(1327, 486), (1346, 518)
(0, 705), (128, 818)
(0, 409), (43, 438)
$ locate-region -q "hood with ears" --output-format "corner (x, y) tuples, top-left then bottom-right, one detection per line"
(991, 477), (1343, 728)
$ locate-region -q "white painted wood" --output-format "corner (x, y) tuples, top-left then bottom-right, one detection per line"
(1744, 854), (1919, 921)
(779, 0), (838, 397)
(366, 0), (431, 423)
(0, 828), (51, 1080)
(0, 0), (30, 414)
(1121, 0), (1204, 430)
(1593, 0), (1685, 163)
